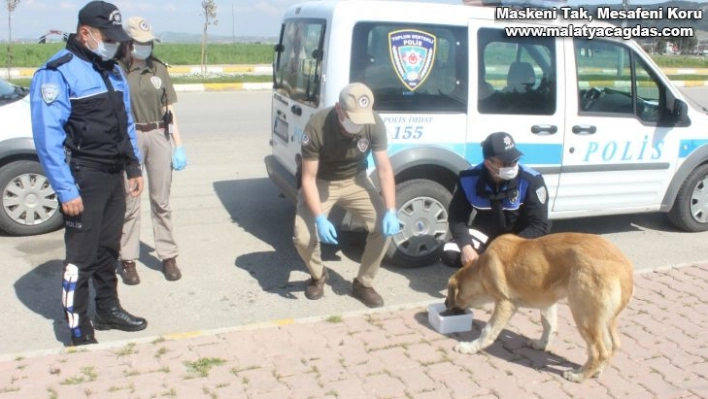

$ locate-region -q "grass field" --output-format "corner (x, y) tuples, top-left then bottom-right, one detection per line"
(0, 43), (273, 67)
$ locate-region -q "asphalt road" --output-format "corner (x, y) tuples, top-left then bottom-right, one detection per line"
(2, 89), (708, 358)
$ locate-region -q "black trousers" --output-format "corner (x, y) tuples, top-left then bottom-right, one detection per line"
(61, 165), (125, 339)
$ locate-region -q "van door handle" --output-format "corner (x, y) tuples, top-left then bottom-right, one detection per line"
(291, 105), (302, 116)
(572, 125), (597, 134)
(531, 125), (557, 134)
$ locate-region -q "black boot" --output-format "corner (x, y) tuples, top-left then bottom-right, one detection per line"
(70, 334), (98, 347)
(94, 305), (148, 332)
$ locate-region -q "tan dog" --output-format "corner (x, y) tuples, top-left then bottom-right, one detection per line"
(445, 232), (634, 383)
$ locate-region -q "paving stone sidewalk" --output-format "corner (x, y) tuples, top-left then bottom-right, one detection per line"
(1, 265), (706, 398)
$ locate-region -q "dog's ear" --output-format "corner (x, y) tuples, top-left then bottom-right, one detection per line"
(445, 275), (459, 309)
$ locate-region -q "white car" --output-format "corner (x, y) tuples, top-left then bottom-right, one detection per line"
(0, 78), (62, 236)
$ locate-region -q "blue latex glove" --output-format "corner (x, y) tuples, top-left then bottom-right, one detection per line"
(315, 214), (338, 245)
(172, 146), (187, 171)
(382, 209), (400, 237)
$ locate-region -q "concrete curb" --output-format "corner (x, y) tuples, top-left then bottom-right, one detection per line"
(0, 298), (439, 363)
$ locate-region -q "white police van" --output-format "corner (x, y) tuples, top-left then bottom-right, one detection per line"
(264, 0), (708, 267)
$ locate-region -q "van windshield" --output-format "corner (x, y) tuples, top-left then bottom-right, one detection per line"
(350, 23), (468, 113)
(273, 18), (326, 106)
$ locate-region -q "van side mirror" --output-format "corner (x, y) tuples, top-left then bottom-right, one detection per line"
(672, 99), (688, 123)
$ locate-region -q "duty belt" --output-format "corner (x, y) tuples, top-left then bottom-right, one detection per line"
(135, 121), (165, 132)
(70, 159), (124, 174)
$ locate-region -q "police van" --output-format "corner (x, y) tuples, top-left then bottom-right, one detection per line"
(264, 0), (708, 267)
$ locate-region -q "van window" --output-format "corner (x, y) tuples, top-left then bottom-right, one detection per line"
(575, 39), (663, 122)
(477, 28), (556, 115)
(274, 19), (325, 106)
(350, 23), (468, 112)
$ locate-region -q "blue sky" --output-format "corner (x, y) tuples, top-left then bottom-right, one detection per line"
(0, 0), (703, 41)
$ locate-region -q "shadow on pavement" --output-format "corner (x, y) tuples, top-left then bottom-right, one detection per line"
(213, 178), (447, 299)
(137, 241), (162, 272)
(339, 230), (448, 299)
(412, 310), (579, 377)
(13, 259), (70, 346)
(214, 178), (311, 298)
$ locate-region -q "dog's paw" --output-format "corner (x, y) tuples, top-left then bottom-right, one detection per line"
(562, 369), (584, 383)
(453, 341), (480, 354)
(528, 338), (549, 351)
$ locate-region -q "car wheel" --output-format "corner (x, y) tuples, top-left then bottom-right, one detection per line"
(668, 163), (708, 232)
(0, 160), (63, 236)
(385, 179), (452, 268)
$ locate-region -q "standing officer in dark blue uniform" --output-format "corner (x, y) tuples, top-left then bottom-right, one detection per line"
(442, 132), (551, 268)
(30, 0), (147, 346)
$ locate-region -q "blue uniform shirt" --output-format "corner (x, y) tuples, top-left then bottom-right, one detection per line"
(30, 38), (140, 204)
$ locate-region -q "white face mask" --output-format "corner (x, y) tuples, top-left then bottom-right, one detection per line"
(88, 30), (119, 61)
(132, 44), (152, 60)
(497, 164), (519, 180)
(340, 117), (363, 134)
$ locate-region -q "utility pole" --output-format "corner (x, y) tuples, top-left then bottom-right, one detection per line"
(232, 2), (235, 43)
(622, 0), (628, 28)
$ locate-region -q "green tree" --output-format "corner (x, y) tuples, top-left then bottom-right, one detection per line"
(6, 0), (20, 73)
(200, 0), (218, 74)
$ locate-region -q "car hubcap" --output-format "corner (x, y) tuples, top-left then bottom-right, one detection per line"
(690, 174), (708, 224)
(2, 172), (59, 226)
(392, 195), (448, 259)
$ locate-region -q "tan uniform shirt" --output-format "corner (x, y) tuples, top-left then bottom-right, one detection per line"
(301, 107), (387, 181)
(120, 58), (177, 124)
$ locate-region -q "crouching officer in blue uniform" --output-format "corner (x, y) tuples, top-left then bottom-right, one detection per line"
(442, 132), (551, 268)
(30, 0), (147, 346)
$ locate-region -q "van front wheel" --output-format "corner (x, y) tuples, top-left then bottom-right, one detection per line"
(668, 164), (708, 232)
(385, 179), (452, 268)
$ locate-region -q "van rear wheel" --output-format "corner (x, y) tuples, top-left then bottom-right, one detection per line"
(668, 164), (708, 232)
(385, 179), (452, 268)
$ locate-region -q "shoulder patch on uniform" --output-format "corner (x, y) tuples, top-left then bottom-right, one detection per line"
(41, 84), (60, 104)
(150, 76), (162, 89)
(46, 53), (73, 70)
(535, 186), (548, 205)
(301, 133), (310, 145)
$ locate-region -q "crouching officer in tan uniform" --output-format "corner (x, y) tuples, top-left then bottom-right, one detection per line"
(293, 83), (400, 308)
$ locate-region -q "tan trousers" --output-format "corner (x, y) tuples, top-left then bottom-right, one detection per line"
(293, 173), (390, 287)
(120, 128), (178, 261)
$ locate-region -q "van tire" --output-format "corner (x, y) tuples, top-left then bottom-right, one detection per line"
(385, 179), (452, 268)
(0, 160), (63, 236)
(668, 163), (708, 232)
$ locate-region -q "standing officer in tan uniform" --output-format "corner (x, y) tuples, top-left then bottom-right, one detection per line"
(117, 17), (186, 285)
(293, 83), (400, 308)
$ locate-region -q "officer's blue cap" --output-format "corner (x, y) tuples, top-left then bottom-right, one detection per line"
(482, 132), (523, 163)
(78, 1), (130, 42)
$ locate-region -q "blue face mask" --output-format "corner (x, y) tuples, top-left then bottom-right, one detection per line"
(132, 44), (152, 60)
(88, 30), (119, 61)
